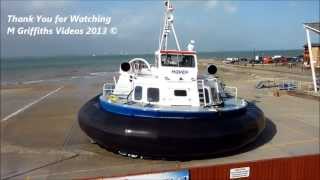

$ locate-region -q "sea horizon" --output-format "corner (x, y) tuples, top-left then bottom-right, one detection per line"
(1, 49), (303, 60)
(1, 49), (303, 85)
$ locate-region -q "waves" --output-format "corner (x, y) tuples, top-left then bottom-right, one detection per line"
(89, 71), (111, 76)
(1, 71), (116, 86)
(22, 80), (45, 84)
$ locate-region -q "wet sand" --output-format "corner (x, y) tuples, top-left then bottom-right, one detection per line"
(1, 60), (319, 179)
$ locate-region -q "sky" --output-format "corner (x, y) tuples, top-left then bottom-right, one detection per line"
(1, 0), (319, 58)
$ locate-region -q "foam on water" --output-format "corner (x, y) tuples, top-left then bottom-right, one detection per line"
(89, 72), (112, 76)
(23, 80), (45, 84)
(0, 71), (116, 86)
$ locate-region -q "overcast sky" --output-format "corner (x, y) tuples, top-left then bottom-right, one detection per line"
(1, 0), (319, 58)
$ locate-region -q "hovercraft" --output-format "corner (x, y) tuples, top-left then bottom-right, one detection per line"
(78, 0), (265, 159)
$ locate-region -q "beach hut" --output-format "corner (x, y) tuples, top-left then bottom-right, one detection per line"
(303, 22), (320, 92)
(304, 43), (320, 68)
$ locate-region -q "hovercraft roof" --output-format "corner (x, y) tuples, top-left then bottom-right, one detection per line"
(160, 50), (196, 55)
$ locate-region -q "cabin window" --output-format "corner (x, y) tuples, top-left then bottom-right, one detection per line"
(147, 88), (159, 102)
(204, 88), (210, 103)
(161, 54), (195, 67)
(134, 86), (142, 100)
(174, 90), (187, 96)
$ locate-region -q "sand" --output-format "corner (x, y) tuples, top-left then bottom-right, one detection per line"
(1, 60), (319, 179)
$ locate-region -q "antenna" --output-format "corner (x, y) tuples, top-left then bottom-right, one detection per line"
(159, 0), (181, 51)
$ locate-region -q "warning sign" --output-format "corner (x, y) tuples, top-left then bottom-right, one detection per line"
(229, 167), (250, 179)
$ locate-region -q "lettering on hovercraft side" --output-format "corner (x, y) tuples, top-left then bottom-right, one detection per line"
(171, 69), (189, 74)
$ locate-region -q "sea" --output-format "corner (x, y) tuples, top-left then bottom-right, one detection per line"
(1, 49), (302, 86)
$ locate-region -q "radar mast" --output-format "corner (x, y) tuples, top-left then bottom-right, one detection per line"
(159, 0), (181, 51)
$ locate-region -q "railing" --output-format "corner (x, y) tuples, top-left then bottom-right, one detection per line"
(126, 88), (134, 103)
(277, 79), (300, 91)
(225, 86), (238, 102)
(113, 76), (117, 86)
(103, 76), (117, 96)
(197, 79), (207, 107)
(103, 83), (115, 96)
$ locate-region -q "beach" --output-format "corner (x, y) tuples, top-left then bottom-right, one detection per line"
(1, 57), (319, 179)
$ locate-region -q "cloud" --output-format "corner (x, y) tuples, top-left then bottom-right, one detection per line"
(288, 1), (297, 7)
(198, 1), (237, 14)
(30, 0), (70, 9)
(117, 15), (147, 39)
(206, 0), (218, 9)
(30, 1), (47, 9)
(223, 2), (238, 14)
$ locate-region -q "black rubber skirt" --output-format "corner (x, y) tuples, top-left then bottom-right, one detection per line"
(78, 96), (265, 159)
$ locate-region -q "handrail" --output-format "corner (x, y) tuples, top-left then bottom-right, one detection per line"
(128, 58), (151, 73)
(103, 83), (115, 96)
(113, 76), (117, 85)
(126, 88), (134, 103)
(202, 80), (207, 106)
(197, 79), (207, 107)
(103, 76), (118, 96)
(225, 86), (237, 102)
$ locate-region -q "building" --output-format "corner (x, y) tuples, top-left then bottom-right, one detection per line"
(303, 43), (320, 68)
(303, 22), (320, 92)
